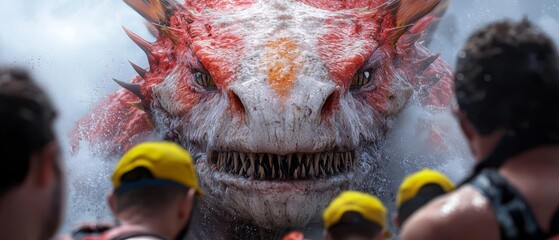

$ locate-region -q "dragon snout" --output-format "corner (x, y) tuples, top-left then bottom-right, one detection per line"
(229, 80), (338, 123)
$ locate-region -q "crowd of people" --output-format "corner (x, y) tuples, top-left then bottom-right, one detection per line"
(0, 19), (558, 240)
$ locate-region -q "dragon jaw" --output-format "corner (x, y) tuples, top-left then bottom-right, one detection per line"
(75, 0), (453, 234)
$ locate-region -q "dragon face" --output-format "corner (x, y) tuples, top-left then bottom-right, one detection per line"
(76, 0), (453, 231)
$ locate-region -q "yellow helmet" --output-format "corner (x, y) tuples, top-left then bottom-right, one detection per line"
(323, 191), (387, 230)
(397, 168), (454, 207)
(112, 141), (204, 195)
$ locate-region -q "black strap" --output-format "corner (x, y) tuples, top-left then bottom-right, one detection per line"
(550, 209), (559, 236)
(111, 231), (166, 240)
(472, 131), (559, 181)
(469, 169), (545, 240)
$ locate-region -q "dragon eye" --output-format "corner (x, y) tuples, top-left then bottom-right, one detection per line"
(350, 70), (372, 88)
(193, 71), (217, 90)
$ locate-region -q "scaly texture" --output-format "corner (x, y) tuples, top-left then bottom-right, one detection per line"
(74, 0), (453, 238)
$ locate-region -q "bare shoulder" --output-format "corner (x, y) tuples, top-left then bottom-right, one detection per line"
(399, 186), (500, 240)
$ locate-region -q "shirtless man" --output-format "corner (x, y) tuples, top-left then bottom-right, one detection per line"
(400, 19), (559, 240)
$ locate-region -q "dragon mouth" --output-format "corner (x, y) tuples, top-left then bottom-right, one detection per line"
(208, 151), (356, 180)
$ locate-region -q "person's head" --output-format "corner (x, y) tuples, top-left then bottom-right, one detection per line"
(395, 169), (455, 228)
(454, 19), (559, 160)
(0, 67), (62, 239)
(323, 191), (390, 240)
(108, 141), (203, 240)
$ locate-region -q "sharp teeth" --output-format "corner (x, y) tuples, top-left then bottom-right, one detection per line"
(212, 151), (355, 178)
(218, 153), (224, 170)
(309, 163), (315, 177)
(344, 152), (349, 171)
(349, 152), (357, 171)
(227, 153), (232, 171)
(259, 165), (265, 179)
(277, 155), (284, 177)
(248, 154), (255, 177)
(334, 155), (340, 174)
(221, 154), (226, 172)
(239, 153), (246, 169)
(233, 153), (239, 172)
(326, 154), (332, 174)
(314, 154), (319, 176)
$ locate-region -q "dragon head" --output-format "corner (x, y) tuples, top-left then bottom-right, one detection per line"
(75, 0), (452, 231)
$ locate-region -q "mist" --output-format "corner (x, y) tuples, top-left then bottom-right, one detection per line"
(0, 0), (557, 234)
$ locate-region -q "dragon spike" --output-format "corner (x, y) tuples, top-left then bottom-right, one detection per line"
(427, 74), (443, 88)
(404, 33), (422, 46)
(389, 0), (441, 46)
(123, 0), (182, 25)
(113, 78), (146, 102)
(128, 61), (148, 79)
(122, 27), (158, 68)
(414, 54), (440, 74)
(395, 0), (441, 27)
(123, 27), (154, 55)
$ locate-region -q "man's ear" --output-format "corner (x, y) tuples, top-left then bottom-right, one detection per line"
(107, 193), (117, 215)
(179, 188), (196, 220)
(31, 141), (59, 188)
(454, 108), (475, 142)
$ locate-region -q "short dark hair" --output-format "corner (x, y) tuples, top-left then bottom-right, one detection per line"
(455, 19), (559, 135)
(114, 168), (188, 216)
(0, 67), (57, 196)
(328, 211), (382, 240)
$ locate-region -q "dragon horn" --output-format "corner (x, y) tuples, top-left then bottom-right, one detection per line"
(113, 78), (146, 102)
(414, 54), (440, 74)
(128, 61), (148, 79)
(123, 0), (183, 25)
(388, 0), (441, 46)
(122, 27), (153, 55)
(122, 27), (158, 69)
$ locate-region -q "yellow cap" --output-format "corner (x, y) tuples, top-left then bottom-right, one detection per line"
(111, 141), (204, 195)
(397, 168), (454, 207)
(323, 191), (388, 230)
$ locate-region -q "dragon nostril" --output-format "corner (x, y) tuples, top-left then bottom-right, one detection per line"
(320, 90), (338, 116)
(229, 90), (246, 115)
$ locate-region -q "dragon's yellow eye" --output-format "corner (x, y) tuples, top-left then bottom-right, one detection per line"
(350, 70), (372, 88)
(194, 71), (217, 90)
